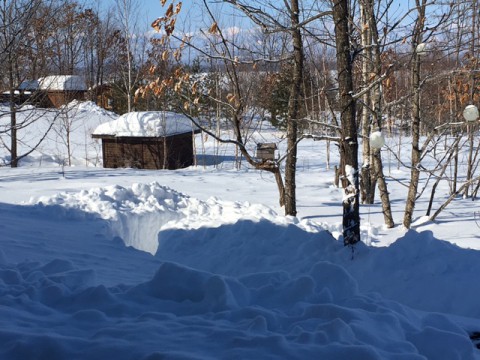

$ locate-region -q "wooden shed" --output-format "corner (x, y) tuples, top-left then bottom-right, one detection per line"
(38, 75), (87, 108)
(92, 111), (199, 170)
(90, 83), (114, 110)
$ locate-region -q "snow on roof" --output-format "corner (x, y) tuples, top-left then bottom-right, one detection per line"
(92, 111), (196, 138)
(38, 75), (87, 91)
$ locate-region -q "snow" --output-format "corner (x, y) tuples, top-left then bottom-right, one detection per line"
(13, 75), (86, 92)
(1, 101), (480, 359)
(38, 75), (87, 91)
(92, 111), (197, 137)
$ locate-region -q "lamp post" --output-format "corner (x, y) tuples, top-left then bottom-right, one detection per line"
(369, 130), (385, 149)
(416, 42), (428, 56)
(463, 105), (478, 198)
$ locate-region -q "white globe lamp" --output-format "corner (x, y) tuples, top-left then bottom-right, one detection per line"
(416, 42), (427, 56)
(463, 105), (479, 122)
(369, 131), (385, 149)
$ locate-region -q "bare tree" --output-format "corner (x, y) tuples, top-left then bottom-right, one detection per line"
(332, 0), (360, 245)
(0, 0), (53, 167)
(114, 0), (148, 112)
(358, 0), (394, 228)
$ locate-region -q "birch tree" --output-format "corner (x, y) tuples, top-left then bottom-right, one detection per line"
(114, 0), (147, 112)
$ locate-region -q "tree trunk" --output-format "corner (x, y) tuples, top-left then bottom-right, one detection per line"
(333, 0), (361, 245)
(365, 0), (394, 227)
(8, 54), (18, 168)
(284, 0), (303, 217)
(373, 150), (394, 227)
(360, 0), (374, 205)
(274, 167), (285, 207)
(403, 0), (426, 229)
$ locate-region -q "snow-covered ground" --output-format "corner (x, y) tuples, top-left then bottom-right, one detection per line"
(1, 101), (480, 359)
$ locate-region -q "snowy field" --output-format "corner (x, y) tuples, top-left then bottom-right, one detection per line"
(1, 101), (480, 359)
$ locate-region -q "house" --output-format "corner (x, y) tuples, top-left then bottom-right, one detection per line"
(17, 75), (87, 108)
(92, 111), (200, 170)
(90, 83), (114, 110)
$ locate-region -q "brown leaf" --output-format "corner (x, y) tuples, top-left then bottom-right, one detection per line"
(166, 18), (176, 35)
(165, 3), (174, 18)
(175, 2), (182, 14)
(174, 49), (182, 61)
(227, 93), (236, 103)
(209, 22), (218, 34)
(151, 18), (164, 32)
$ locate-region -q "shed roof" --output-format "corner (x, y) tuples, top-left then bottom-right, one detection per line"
(38, 75), (87, 91)
(92, 111), (197, 138)
(18, 80), (40, 91)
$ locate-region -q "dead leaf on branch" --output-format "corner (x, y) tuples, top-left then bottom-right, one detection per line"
(174, 49), (182, 61)
(191, 80), (198, 94)
(227, 93), (236, 104)
(174, 81), (182, 92)
(175, 2), (182, 14)
(209, 22), (218, 34)
(151, 18), (164, 32)
(165, 3), (174, 18)
(165, 18), (176, 35)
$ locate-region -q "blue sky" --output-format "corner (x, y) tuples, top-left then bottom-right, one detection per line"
(99, 0), (422, 36)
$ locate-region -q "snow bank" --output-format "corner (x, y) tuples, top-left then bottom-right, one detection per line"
(2, 182), (479, 359)
(32, 182), (282, 254)
(0, 100), (116, 167)
(0, 246), (475, 359)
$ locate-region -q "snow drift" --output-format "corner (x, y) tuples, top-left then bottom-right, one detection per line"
(0, 182), (474, 359)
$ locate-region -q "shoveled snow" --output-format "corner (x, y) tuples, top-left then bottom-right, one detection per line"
(0, 101), (480, 359)
(92, 111), (196, 137)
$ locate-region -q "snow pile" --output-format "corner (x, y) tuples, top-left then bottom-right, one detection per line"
(92, 111), (196, 137)
(0, 100), (116, 167)
(0, 251), (475, 359)
(62, 100), (117, 119)
(1, 190), (478, 359)
(32, 182), (282, 254)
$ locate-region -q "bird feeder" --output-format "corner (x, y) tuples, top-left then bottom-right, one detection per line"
(256, 143), (277, 161)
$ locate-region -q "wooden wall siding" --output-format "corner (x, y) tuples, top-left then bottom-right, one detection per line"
(101, 133), (194, 170)
(47, 90), (86, 108)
